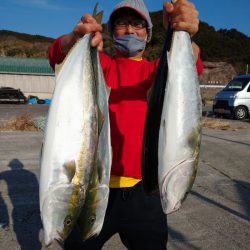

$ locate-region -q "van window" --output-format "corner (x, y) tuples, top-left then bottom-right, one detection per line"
(223, 78), (250, 91)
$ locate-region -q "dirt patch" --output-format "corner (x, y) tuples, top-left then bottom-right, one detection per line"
(0, 112), (39, 131)
(202, 117), (250, 131)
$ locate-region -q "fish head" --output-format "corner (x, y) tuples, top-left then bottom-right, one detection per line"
(79, 188), (98, 240)
(42, 203), (68, 246)
(43, 203), (80, 246)
(81, 213), (98, 240)
(62, 211), (78, 240)
(78, 184), (109, 240)
(42, 184), (82, 246)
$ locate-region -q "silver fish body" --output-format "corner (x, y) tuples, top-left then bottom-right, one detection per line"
(77, 50), (112, 240)
(39, 33), (99, 246)
(158, 31), (202, 214)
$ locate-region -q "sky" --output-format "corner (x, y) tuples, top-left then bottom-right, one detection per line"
(1, 0), (250, 39)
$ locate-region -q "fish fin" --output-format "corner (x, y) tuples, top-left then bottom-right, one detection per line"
(105, 85), (111, 98)
(48, 239), (64, 249)
(146, 86), (152, 101)
(166, 28), (174, 59)
(63, 160), (76, 182)
(92, 3), (103, 24)
(98, 105), (104, 135)
(92, 3), (98, 17)
(40, 143), (43, 159)
(97, 159), (103, 183)
(55, 62), (64, 77)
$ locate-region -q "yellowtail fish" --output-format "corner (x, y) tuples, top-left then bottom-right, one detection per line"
(76, 49), (112, 240)
(39, 4), (109, 245)
(142, 0), (202, 214)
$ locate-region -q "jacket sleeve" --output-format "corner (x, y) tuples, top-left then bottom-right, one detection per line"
(48, 36), (111, 73)
(48, 37), (202, 76)
(48, 36), (66, 71)
(196, 51), (203, 77)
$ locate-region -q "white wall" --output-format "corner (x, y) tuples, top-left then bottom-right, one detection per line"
(0, 73), (55, 99)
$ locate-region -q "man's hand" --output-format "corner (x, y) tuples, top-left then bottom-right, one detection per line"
(73, 14), (103, 49)
(163, 0), (199, 37)
(61, 14), (103, 55)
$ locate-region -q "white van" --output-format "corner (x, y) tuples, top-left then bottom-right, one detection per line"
(213, 74), (250, 120)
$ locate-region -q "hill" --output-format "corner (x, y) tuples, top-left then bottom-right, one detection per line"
(102, 10), (250, 75)
(1, 10), (250, 75)
(0, 30), (53, 58)
(193, 22), (250, 74)
(147, 11), (250, 74)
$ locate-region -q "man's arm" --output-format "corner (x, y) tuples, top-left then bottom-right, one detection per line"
(49, 14), (103, 69)
(163, 0), (201, 63)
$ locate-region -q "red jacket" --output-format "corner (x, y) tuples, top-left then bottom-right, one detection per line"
(49, 37), (203, 179)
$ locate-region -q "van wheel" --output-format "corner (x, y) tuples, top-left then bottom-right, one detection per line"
(233, 106), (248, 120)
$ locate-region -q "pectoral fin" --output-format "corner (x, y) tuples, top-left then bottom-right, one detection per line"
(63, 160), (76, 182)
(98, 105), (104, 135)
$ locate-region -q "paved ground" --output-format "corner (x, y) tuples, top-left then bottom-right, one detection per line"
(0, 104), (250, 249)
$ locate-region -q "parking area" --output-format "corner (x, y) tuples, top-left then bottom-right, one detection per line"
(0, 104), (250, 249)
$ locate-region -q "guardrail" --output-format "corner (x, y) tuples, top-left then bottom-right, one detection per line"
(200, 85), (225, 88)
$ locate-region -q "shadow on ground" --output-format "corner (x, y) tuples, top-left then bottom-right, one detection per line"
(0, 159), (42, 249)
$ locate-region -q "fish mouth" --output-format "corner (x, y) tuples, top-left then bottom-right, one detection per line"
(82, 223), (102, 241)
(43, 229), (64, 247)
(82, 231), (99, 241)
(46, 237), (64, 249)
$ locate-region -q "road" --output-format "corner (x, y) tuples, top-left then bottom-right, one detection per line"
(0, 104), (250, 249)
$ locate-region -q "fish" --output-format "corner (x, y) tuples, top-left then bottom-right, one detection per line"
(76, 50), (112, 240)
(39, 32), (99, 246)
(73, 5), (112, 241)
(158, 28), (202, 214)
(141, 28), (170, 195)
(142, 6), (202, 214)
(39, 7), (106, 244)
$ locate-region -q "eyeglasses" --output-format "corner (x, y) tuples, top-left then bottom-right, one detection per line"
(113, 18), (147, 30)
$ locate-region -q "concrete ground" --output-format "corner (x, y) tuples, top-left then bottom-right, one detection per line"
(0, 104), (250, 249)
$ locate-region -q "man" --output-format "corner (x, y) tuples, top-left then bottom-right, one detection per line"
(49, 0), (202, 249)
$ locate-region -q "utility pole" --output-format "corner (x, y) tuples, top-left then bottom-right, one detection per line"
(246, 64), (249, 74)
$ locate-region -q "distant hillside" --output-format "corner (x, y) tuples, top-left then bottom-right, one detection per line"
(1, 10), (250, 74)
(0, 30), (53, 58)
(193, 22), (250, 74)
(146, 10), (250, 74)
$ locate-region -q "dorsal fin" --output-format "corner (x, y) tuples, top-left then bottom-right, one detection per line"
(55, 63), (64, 77)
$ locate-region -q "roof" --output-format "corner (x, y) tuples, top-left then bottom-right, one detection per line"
(235, 74), (250, 79)
(0, 57), (54, 75)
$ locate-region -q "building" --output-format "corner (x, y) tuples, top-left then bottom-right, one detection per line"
(0, 57), (55, 99)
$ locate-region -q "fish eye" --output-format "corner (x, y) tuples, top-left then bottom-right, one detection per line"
(89, 216), (96, 224)
(65, 219), (71, 226)
(64, 215), (73, 226)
